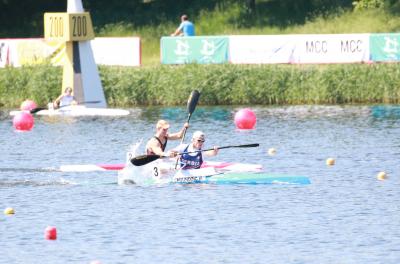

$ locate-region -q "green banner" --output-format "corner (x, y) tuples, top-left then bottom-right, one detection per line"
(370, 33), (400, 62)
(161, 36), (229, 64)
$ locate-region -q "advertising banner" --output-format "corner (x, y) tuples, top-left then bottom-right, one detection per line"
(229, 34), (370, 64)
(0, 41), (10, 67)
(370, 33), (400, 62)
(0, 37), (141, 67)
(161, 36), (229, 64)
(0, 38), (64, 67)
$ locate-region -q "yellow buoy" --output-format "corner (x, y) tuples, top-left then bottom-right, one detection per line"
(4, 207), (15, 215)
(326, 158), (335, 166)
(377, 171), (388, 180)
(268, 148), (276, 156)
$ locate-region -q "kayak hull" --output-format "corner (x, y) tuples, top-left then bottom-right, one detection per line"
(10, 106), (129, 117)
(118, 162), (310, 185)
(173, 171), (310, 185)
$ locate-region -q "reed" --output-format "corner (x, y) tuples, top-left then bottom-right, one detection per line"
(1, 63), (400, 107)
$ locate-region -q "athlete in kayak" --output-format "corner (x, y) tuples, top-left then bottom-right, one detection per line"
(146, 120), (189, 158)
(53, 87), (76, 109)
(174, 131), (219, 169)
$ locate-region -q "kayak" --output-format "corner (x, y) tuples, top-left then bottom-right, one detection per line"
(58, 161), (262, 172)
(117, 161), (310, 185)
(10, 105), (129, 117)
(174, 172), (311, 185)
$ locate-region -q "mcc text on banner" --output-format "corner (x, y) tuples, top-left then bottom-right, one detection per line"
(293, 34), (370, 63)
(161, 36), (229, 64)
(229, 34), (370, 64)
(370, 33), (400, 62)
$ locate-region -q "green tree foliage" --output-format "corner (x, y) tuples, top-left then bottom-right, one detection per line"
(0, 0), (370, 37)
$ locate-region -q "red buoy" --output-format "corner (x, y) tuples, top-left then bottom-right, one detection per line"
(13, 112), (34, 131)
(44, 226), (57, 240)
(20, 100), (37, 111)
(234, 108), (257, 129)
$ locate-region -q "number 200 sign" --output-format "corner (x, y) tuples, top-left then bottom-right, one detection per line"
(44, 12), (94, 41)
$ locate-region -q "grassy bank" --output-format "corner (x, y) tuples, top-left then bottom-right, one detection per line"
(1, 63), (399, 108)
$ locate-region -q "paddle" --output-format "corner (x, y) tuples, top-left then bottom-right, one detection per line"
(131, 143), (260, 166)
(174, 90), (201, 168)
(181, 90), (200, 141)
(29, 100), (101, 114)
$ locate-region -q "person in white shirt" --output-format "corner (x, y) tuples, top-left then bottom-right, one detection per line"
(53, 87), (76, 109)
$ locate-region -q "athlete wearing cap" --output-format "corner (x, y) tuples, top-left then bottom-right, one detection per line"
(174, 131), (218, 170)
(145, 120), (189, 157)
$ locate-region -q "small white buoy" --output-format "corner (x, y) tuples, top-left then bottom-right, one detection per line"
(267, 148), (276, 156)
(377, 171), (388, 181)
(326, 158), (335, 166)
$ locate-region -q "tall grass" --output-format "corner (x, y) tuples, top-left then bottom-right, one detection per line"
(1, 63), (400, 107)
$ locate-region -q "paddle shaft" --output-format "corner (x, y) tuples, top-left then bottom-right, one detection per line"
(130, 143), (259, 166)
(180, 143), (260, 155)
(180, 113), (192, 144)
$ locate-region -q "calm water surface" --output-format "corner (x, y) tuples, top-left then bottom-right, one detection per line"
(0, 105), (399, 264)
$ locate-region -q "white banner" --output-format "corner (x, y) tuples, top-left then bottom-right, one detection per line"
(229, 35), (298, 64)
(229, 34), (370, 64)
(0, 37), (141, 67)
(91, 37), (141, 66)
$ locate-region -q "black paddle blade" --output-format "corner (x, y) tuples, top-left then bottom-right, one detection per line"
(187, 90), (200, 114)
(30, 107), (47, 114)
(130, 154), (161, 166)
(236, 143), (259, 148)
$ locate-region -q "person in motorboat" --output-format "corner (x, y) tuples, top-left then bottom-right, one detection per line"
(52, 87), (77, 109)
(174, 131), (219, 170)
(146, 119), (189, 158)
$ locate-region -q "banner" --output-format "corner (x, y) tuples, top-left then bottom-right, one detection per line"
(293, 34), (370, 64)
(229, 35), (297, 64)
(161, 36), (229, 64)
(229, 34), (370, 64)
(0, 37), (141, 67)
(91, 37), (141, 66)
(370, 33), (400, 62)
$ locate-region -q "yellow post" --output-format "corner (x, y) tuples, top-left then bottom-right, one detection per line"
(43, 0), (107, 108)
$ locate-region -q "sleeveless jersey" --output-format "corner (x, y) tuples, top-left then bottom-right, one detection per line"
(179, 144), (203, 170)
(60, 95), (74, 107)
(146, 136), (167, 155)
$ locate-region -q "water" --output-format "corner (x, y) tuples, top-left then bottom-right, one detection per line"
(1, 105), (399, 264)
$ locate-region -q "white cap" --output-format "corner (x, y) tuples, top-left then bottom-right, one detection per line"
(192, 131), (205, 140)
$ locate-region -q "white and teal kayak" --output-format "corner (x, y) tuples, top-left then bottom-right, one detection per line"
(118, 161), (310, 185)
(173, 169), (310, 185)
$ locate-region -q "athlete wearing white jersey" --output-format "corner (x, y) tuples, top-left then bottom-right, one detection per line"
(53, 87), (76, 109)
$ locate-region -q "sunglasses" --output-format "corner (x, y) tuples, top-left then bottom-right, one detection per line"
(196, 139), (205, 143)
